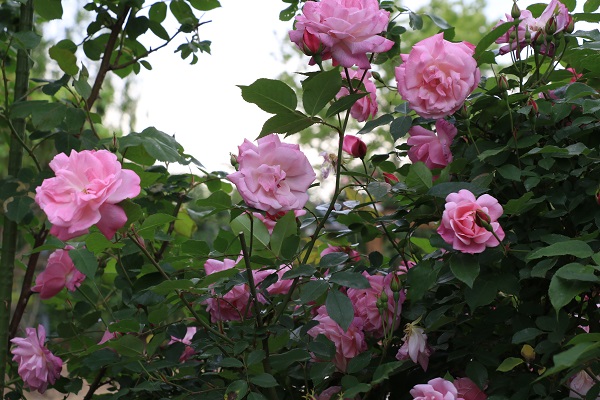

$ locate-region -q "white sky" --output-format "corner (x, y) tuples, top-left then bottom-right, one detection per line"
(132, 0), (582, 173)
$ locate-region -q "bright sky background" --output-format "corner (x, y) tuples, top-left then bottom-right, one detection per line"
(133, 0), (583, 173)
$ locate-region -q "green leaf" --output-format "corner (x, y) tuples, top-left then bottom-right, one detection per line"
(189, 0), (221, 10)
(526, 241), (594, 261)
(497, 164), (521, 181)
(409, 11), (423, 30)
(149, 2), (167, 22)
(31, 102), (67, 131)
(70, 247), (98, 278)
(139, 127), (185, 163)
(73, 79), (92, 100)
(406, 161), (433, 191)
(406, 260), (438, 301)
(85, 232), (123, 255)
(239, 79), (297, 114)
(346, 351), (372, 374)
(49, 43), (79, 76)
(372, 361), (404, 384)
(329, 271), (370, 289)
(34, 0), (63, 20)
(271, 211), (298, 256)
(11, 31), (41, 50)
(300, 280), (329, 304)
(169, 0), (198, 24)
(107, 334), (144, 357)
(302, 68), (343, 116)
(543, 342), (600, 376)
(140, 213), (176, 233)
(320, 252), (349, 268)
(512, 328), (544, 344)
(504, 192), (545, 215)
(475, 21), (514, 61)
(249, 373), (278, 388)
(449, 253), (479, 288)
(496, 357), (523, 372)
(326, 290), (354, 331)
(549, 275), (591, 311)
(282, 264), (315, 279)
(259, 111), (315, 137)
(367, 181), (391, 200)
(555, 263), (599, 282)
(6, 196), (34, 223)
(465, 279), (497, 311)
(390, 116), (412, 141)
(225, 380), (248, 399)
(357, 113), (393, 134)
(427, 182), (487, 199)
(326, 93), (368, 118)
(584, 0), (600, 12)
(230, 213), (270, 250)
(149, 279), (194, 294)
(148, 20), (170, 40)
(565, 82), (598, 102)
(424, 13), (451, 29)
(270, 349), (311, 371)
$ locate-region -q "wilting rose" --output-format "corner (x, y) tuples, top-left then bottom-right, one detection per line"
(407, 120), (457, 170)
(307, 306), (367, 372)
(337, 69), (378, 122)
(32, 247), (85, 299)
(289, 0), (393, 69)
(395, 33), (480, 119)
(342, 135), (368, 158)
(453, 377), (488, 400)
(228, 134), (316, 215)
(411, 378), (460, 400)
(35, 149), (141, 240)
(11, 325), (63, 393)
(437, 189), (505, 254)
(395, 322), (432, 371)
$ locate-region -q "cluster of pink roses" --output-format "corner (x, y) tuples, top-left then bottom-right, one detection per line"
(495, 0), (572, 56)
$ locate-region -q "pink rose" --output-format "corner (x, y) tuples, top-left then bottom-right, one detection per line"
(307, 306), (367, 372)
(320, 244), (361, 262)
(407, 120), (457, 170)
(494, 10), (534, 55)
(347, 272), (405, 337)
(35, 149), (141, 240)
(31, 247), (85, 299)
(11, 325), (63, 393)
(228, 135), (316, 215)
(410, 377), (460, 400)
(342, 135), (368, 158)
(395, 33), (480, 119)
(528, 0), (570, 35)
(254, 265), (294, 295)
(437, 189), (505, 254)
(289, 0), (394, 69)
(337, 69), (378, 122)
(569, 371), (600, 399)
(395, 322), (432, 371)
(98, 328), (119, 345)
(169, 327), (197, 363)
(453, 377), (487, 400)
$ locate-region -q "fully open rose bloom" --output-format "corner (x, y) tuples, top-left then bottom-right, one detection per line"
(337, 69), (378, 122)
(437, 189), (505, 254)
(411, 378), (461, 400)
(395, 33), (480, 119)
(11, 325), (63, 393)
(31, 247), (85, 299)
(35, 149), (141, 240)
(407, 120), (457, 170)
(288, 0), (394, 69)
(307, 306), (367, 372)
(228, 134), (316, 215)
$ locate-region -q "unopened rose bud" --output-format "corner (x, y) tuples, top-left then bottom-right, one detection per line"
(596, 189), (600, 205)
(230, 153), (238, 169)
(475, 209), (494, 232)
(390, 273), (402, 293)
(383, 172), (399, 184)
(525, 27), (531, 42)
(565, 15), (574, 34)
(342, 134), (367, 159)
(497, 74), (509, 92)
(527, 98), (539, 116)
(371, 70), (383, 83)
(511, 1), (521, 19)
(545, 16), (557, 35)
(302, 30), (323, 56)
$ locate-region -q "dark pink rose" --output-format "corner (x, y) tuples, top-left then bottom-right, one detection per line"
(410, 378), (460, 400)
(169, 327), (197, 362)
(342, 135), (368, 158)
(395, 322), (432, 371)
(437, 189), (505, 254)
(407, 120), (457, 170)
(453, 377), (487, 400)
(383, 172), (399, 184)
(32, 247), (85, 299)
(320, 244), (361, 262)
(228, 134), (315, 215)
(289, 0), (393, 69)
(35, 149), (141, 240)
(10, 325), (63, 393)
(337, 69), (378, 122)
(307, 306), (367, 372)
(395, 33), (480, 119)
(347, 271), (405, 337)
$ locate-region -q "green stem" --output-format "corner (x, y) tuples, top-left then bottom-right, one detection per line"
(0, 0), (33, 392)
